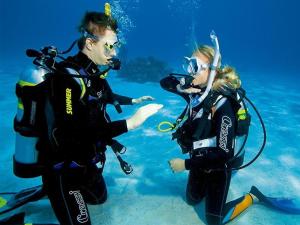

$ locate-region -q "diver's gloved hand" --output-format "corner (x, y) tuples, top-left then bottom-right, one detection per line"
(132, 96), (155, 104)
(176, 84), (202, 94)
(169, 158), (185, 172)
(126, 103), (163, 130)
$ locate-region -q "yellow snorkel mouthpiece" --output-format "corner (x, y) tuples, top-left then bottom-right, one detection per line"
(100, 72), (108, 79)
(104, 3), (111, 17)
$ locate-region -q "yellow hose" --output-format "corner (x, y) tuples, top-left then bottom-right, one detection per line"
(157, 121), (176, 132)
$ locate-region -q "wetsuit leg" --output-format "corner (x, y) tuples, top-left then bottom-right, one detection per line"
(186, 169), (208, 205)
(205, 170), (255, 225)
(80, 165), (107, 205)
(42, 169), (92, 225)
(221, 192), (254, 224)
(205, 170), (231, 225)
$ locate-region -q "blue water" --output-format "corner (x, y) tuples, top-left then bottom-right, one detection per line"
(1, 0), (300, 224)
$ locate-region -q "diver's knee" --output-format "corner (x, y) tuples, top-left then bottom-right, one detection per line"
(86, 187), (107, 205)
(185, 183), (204, 205)
(97, 188), (107, 204)
(186, 191), (203, 205)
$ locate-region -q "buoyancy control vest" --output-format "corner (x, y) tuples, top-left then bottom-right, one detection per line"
(13, 45), (91, 178)
(172, 88), (251, 166)
(13, 46), (130, 178)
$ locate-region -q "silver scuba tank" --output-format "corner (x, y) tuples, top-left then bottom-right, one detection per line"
(14, 66), (48, 177)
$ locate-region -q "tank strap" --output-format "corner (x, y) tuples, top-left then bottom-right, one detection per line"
(15, 83), (43, 128)
(192, 94), (224, 121)
(15, 81), (38, 110)
(17, 80), (36, 87)
(16, 84), (24, 110)
(214, 96), (227, 111)
(65, 68), (86, 99)
(14, 117), (39, 137)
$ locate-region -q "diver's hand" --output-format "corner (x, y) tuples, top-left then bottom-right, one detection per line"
(169, 158), (185, 172)
(181, 87), (202, 94)
(176, 84), (201, 94)
(132, 96), (155, 104)
(126, 103), (163, 130)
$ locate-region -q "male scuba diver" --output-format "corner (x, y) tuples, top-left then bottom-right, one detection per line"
(159, 32), (300, 225)
(0, 3), (162, 225)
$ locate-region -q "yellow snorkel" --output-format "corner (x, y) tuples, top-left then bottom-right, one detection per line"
(100, 72), (108, 79)
(99, 2), (111, 80)
(104, 2), (111, 17)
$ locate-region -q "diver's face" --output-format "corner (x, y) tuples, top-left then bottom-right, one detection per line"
(191, 52), (210, 87)
(88, 29), (119, 65)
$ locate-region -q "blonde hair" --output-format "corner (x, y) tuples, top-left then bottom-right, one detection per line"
(212, 66), (241, 91)
(194, 45), (241, 91)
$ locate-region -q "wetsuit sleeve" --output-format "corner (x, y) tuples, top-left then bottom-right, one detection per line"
(91, 119), (128, 141)
(112, 94), (133, 105)
(160, 76), (190, 102)
(185, 99), (236, 170)
(104, 79), (133, 105)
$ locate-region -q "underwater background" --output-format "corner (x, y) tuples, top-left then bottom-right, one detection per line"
(1, 0), (300, 224)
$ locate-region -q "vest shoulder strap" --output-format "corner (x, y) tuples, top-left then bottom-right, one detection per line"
(65, 68), (86, 99)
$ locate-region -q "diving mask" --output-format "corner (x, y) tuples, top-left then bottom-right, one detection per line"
(104, 41), (121, 56)
(82, 29), (121, 56)
(183, 56), (210, 76)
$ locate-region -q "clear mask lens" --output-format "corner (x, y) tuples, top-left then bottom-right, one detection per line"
(104, 41), (121, 56)
(183, 57), (197, 75)
(183, 57), (210, 75)
(104, 41), (121, 50)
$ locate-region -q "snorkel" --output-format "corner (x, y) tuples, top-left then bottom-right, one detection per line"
(193, 31), (221, 106)
(104, 2), (111, 17)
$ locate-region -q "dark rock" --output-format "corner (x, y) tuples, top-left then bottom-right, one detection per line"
(118, 56), (173, 83)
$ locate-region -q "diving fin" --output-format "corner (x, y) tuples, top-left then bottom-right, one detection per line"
(250, 186), (300, 214)
(0, 185), (45, 215)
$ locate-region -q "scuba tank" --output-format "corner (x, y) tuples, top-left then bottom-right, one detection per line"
(14, 67), (49, 178)
(13, 47), (56, 178)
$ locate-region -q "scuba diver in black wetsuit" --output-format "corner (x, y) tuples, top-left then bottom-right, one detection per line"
(7, 4), (163, 225)
(160, 39), (262, 225)
(158, 33), (300, 224)
(40, 11), (162, 225)
(160, 40), (300, 224)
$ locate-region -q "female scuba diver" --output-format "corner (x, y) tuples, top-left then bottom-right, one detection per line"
(160, 43), (272, 225)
